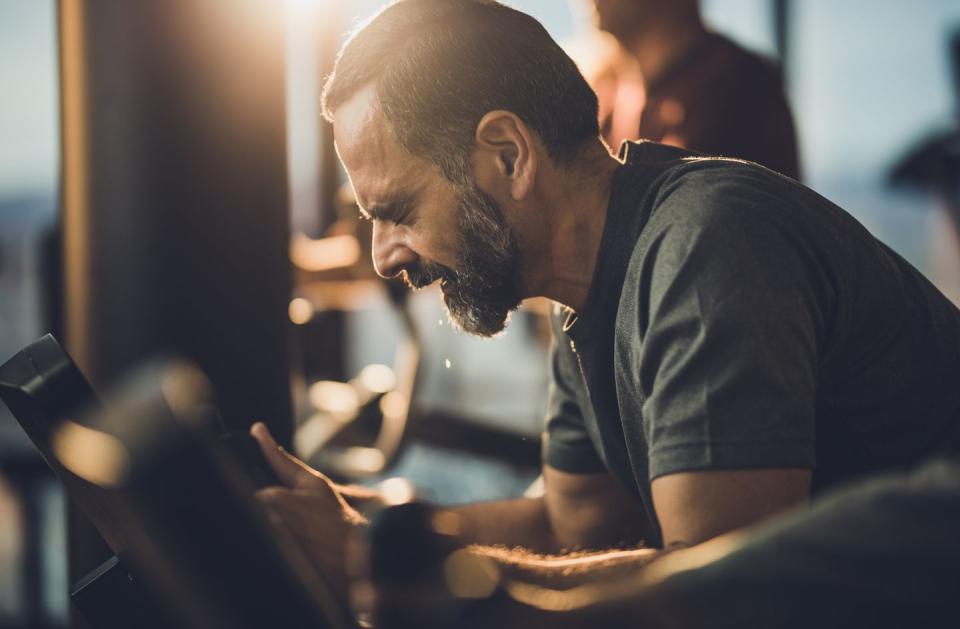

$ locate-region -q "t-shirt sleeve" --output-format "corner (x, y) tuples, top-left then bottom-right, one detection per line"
(543, 311), (607, 474)
(634, 180), (828, 481)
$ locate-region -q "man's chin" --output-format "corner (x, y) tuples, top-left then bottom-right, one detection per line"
(447, 311), (512, 338)
(440, 289), (514, 338)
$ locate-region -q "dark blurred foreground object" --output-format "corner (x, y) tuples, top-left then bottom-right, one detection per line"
(643, 456), (960, 629)
(0, 333), (126, 571)
(56, 359), (353, 629)
(365, 457), (960, 629)
(69, 556), (171, 629)
(365, 502), (509, 629)
(0, 335), (276, 551)
(0, 336), (352, 628)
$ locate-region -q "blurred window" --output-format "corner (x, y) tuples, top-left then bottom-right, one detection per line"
(789, 0), (960, 295)
(0, 1), (67, 626)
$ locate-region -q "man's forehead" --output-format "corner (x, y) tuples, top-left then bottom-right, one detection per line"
(332, 86), (396, 208)
(332, 85), (435, 210)
(332, 85), (385, 168)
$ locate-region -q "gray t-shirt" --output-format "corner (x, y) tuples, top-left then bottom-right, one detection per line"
(544, 141), (960, 546)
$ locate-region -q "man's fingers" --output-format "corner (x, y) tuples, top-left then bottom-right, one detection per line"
(250, 421), (315, 488)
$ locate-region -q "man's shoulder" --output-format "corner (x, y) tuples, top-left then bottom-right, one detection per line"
(618, 160), (833, 305)
(621, 141), (795, 194)
(616, 142), (787, 216)
(612, 147), (831, 312)
(641, 158), (801, 232)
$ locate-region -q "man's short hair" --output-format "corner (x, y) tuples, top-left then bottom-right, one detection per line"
(322, 0), (600, 182)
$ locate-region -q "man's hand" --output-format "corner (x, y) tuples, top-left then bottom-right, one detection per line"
(250, 422), (368, 601)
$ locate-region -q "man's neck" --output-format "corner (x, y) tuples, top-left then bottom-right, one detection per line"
(623, 15), (707, 87)
(525, 142), (621, 312)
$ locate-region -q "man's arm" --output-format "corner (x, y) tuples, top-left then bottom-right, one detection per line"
(445, 465), (653, 552)
(443, 467), (808, 591)
(651, 468), (811, 547)
(252, 423), (808, 593)
(367, 467), (813, 629)
(251, 422), (662, 589)
(466, 458), (960, 629)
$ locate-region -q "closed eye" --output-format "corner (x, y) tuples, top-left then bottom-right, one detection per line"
(365, 197), (416, 226)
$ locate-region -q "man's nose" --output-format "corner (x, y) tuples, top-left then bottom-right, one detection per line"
(371, 222), (417, 279)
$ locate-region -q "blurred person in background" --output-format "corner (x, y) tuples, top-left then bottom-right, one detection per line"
(580, 0), (800, 179)
(251, 0), (960, 622)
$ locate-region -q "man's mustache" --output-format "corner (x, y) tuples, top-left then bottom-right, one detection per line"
(402, 260), (457, 290)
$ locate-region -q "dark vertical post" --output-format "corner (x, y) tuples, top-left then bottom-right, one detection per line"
(58, 0), (293, 611)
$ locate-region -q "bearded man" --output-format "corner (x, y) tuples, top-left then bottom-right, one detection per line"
(252, 0), (960, 623)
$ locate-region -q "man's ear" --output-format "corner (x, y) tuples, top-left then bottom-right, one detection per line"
(473, 110), (537, 201)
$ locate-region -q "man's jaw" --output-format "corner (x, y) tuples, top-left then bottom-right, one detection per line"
(398, 264), (512, 337)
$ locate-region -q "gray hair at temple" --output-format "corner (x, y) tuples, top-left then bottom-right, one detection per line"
(321, 0), (601, 183)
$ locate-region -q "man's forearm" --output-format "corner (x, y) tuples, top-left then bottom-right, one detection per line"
(443, 497), (560, 552)
(441, 498), (662, 598)
(366, 526), (667, 629)
(361, 495), (669, 629)
(470, 544), (662, 591)
(338, 488), (570, 551)
(334, 485), (563, 550)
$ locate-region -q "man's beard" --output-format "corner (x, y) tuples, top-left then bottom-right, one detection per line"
(403, 182), (522, 338)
